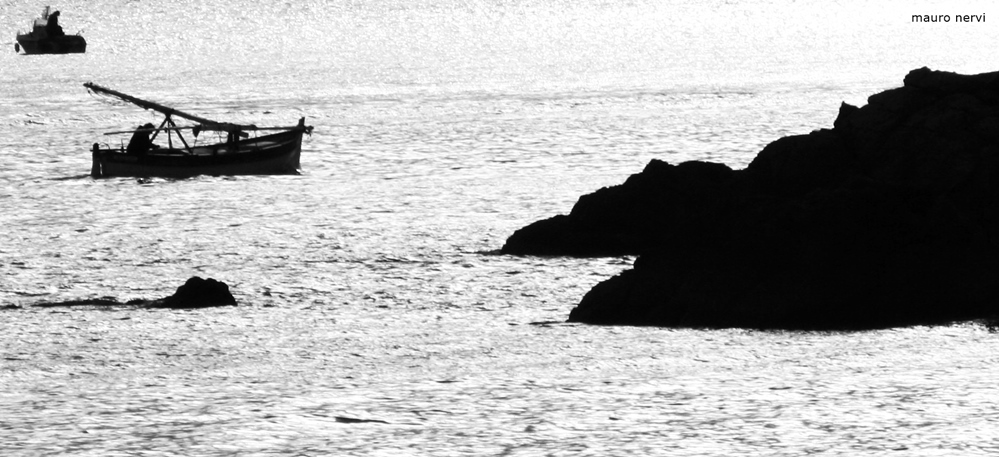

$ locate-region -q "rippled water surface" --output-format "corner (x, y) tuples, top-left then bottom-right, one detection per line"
(3, 0), (999, 454)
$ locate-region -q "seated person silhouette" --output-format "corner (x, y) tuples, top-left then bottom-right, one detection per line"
(46, 11), (65, 38)
(126, 123), (156, 155)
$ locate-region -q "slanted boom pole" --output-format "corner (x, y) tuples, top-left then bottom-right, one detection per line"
(83, 82), (247, 133)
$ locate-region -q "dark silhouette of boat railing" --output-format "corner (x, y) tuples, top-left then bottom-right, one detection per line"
(84, 82), (313, 155)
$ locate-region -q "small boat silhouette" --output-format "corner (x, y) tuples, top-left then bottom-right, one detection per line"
(14, 6), (86, 55)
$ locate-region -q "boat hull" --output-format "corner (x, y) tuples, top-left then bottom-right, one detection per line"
(16, 34), (86, 54)
(91, 129), (305, 178)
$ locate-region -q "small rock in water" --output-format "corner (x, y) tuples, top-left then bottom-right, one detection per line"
(30, 277), (237, 310)
(149, 276), (237, 309)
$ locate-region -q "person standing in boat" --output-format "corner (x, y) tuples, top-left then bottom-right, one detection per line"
(126, 123), (156, 155)
(46, 10), (65, 38)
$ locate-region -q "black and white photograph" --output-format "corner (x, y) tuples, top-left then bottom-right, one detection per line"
(3, 0), (999, 454)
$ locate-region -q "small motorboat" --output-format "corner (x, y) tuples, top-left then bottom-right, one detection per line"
(84, 83), (314, 179)
(15, 6), (86, 55)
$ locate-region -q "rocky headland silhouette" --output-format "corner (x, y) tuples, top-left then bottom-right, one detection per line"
(502, 67), (999, 330)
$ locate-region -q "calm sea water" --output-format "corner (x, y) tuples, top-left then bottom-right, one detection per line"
(3, 0), (999, 455)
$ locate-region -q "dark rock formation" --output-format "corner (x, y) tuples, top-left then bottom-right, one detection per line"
(502, 160), (736, 256)
(30, 277), (237, 309)
(503, 67), (999, 330)
(146, 277), (237, 309)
